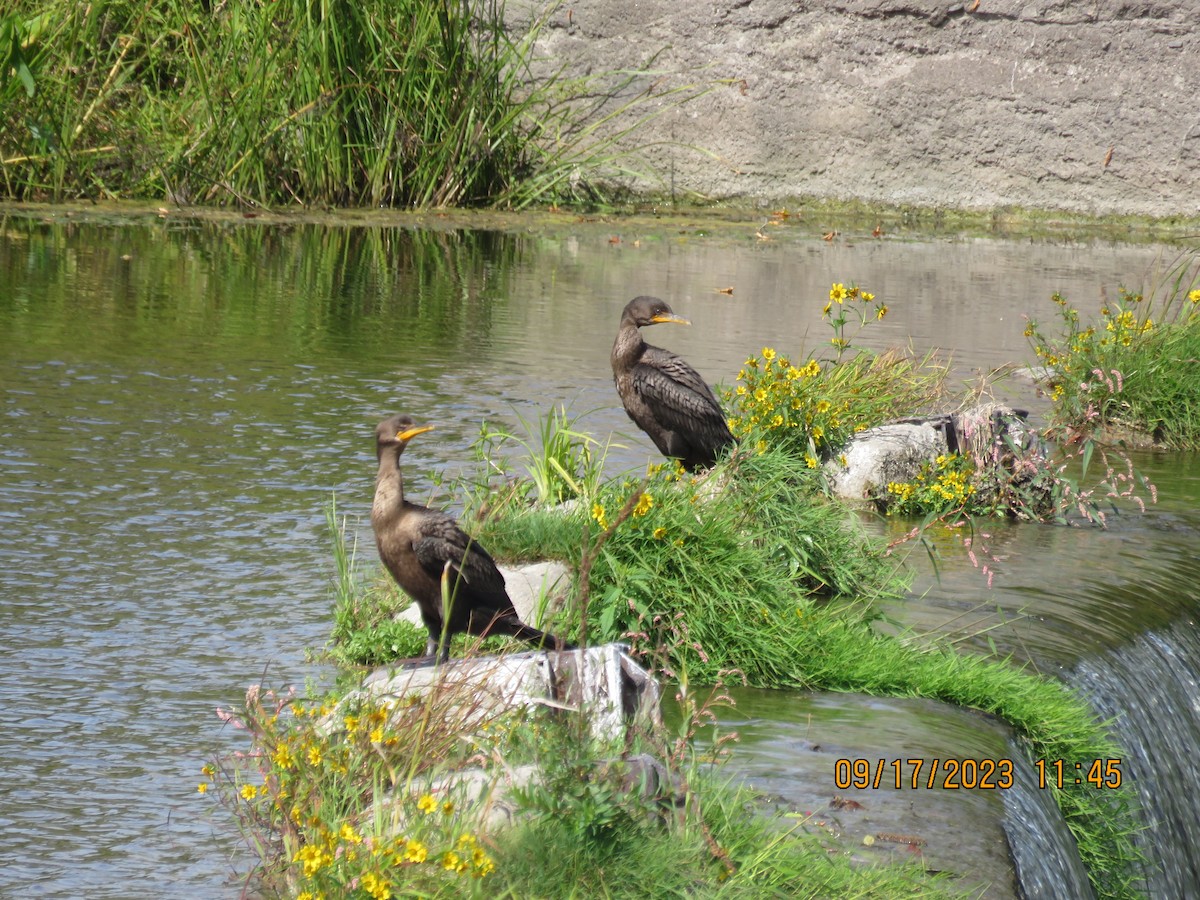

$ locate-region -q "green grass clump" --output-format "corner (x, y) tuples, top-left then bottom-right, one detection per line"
(466, 426), (1140, 898)
(495, 774), (963, 899)
(1025, 254), (1200, 449)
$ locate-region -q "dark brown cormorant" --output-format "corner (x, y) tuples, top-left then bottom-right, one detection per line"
(611, 295), (736, 472)
(371, 414), (572, 662)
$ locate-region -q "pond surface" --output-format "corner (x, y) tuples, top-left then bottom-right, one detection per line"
(0, 205), (1194, 897)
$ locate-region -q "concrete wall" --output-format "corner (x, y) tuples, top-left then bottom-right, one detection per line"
(509, 0), (1200, 217)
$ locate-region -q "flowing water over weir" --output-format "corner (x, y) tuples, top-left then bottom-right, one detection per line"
(1074, 619), (1200, 898)
(1, 206), (1196, 897)
(1001, 740), (1098, 900)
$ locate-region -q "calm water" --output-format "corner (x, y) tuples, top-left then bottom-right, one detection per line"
(0, 206), (1193, 897)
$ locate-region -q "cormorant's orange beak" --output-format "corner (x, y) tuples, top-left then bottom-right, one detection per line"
(650, 313), (690, 325)
(396, 424), (435, 442)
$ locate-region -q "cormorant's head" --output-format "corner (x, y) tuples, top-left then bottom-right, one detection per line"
(375, 414), (434, 460)
(621, 295), (691, 328)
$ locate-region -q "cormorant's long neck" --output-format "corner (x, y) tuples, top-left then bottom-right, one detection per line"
(372, 444), (406, 525)
(612, 316), (646, 370)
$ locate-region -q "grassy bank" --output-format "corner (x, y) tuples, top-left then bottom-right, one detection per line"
(1, 0), (692, 208)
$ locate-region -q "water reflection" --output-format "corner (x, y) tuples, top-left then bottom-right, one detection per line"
(0, 208), (1192, 897)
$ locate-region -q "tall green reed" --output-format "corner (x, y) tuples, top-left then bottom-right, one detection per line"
(1, 0), (706, 206)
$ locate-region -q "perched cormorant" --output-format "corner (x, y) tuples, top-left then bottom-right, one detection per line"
(371, 414), (572, 662)
(611, 295), (736, 472)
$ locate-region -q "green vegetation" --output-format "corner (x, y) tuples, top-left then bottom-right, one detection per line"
(1025, 255), (1200, 449)
(0, 0), (695, 207)
(724, 283), (1153, 524)
(203, 280), (1146, 898)
(205, 678), (964, 899)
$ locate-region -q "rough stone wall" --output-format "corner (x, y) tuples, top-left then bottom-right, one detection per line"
(508, 1), (1200, 217)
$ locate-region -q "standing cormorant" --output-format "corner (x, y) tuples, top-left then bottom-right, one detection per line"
(611, 295), (736, 471)
(371, 414), (572, 662)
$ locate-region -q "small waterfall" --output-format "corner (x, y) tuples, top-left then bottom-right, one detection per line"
(1072, 618), (1200, 898)
(1001, 740), (1096, 900)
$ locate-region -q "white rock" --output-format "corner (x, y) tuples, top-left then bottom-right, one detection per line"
(824, 423), (949, 501)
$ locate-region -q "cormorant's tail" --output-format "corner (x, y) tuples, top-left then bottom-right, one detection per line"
(481, 613), (576, 651)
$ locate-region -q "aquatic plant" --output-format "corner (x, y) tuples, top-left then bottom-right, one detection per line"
(463, 404), (613, 508)
(1024, 253), (1200, 449)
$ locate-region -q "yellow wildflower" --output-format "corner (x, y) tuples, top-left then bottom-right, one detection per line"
(861, 290), (875, 302)
(1190, 289), (1200, 303)
(417, 794), (438, 815)
(294, 844), (333, 878)
(272, 743), (295, 770)
(197, 783), (208, 794)
(240, 784), (257, 800)
(633, 493), (654, 517)
(306, 744), (322, 766)
(442, 800), (455, 815)
(473, 848), (496, 876)
(804, 455), (818, 469)
(591, 503), (609, 530)
(340, 822), (363, 844)
(403, 840), (428, 863)
(876, 304), (889, 320)
(369, 726), (384, 744)
(361, 873), (392, 900)
(652, 527), (667, 540)
(762, 347), (776, 361)
(829, 283), (848, 303)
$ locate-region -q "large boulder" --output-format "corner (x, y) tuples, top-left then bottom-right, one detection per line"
(824, 404), (1035, 505)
